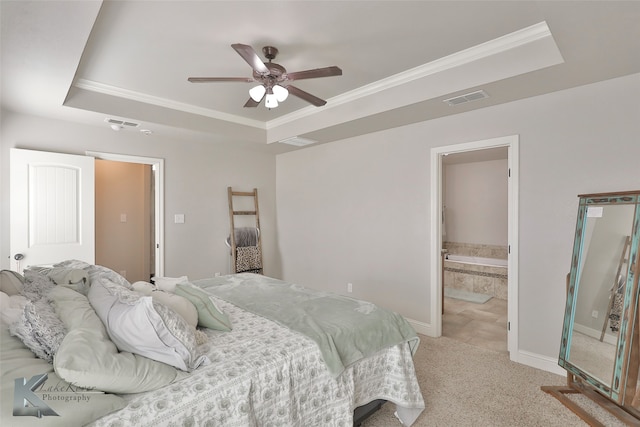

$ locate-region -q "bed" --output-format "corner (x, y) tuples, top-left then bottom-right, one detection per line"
(1, 262), (425, 426)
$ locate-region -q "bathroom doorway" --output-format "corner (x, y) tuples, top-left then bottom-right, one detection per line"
(430, 135), (519, 359)
(441, 148), (509, 352)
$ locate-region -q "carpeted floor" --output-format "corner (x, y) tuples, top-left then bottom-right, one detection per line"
(362, 334), (627, 427)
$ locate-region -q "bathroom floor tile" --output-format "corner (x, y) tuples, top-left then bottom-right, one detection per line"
(442, 297), (508, 353)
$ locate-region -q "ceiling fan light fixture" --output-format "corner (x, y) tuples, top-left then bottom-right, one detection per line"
(264, 86), (279, 108)
(265, 93), (279, 109)
(273, 84), (289, 102)
(249, 85), (266, 102)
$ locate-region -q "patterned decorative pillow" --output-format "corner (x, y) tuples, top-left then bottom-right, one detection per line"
(9, 298), (67, 363)
(88, 278), (208, 371)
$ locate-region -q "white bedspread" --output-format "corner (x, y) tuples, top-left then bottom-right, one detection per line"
(90, 295), (424, 426)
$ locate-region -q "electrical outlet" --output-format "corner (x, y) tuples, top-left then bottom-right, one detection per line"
(347, 283), (353, 293)
(214, 272), (221, 277)
(592, 310), (599, 319)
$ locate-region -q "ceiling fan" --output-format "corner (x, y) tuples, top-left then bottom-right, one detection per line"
(188, 44), (342, 108)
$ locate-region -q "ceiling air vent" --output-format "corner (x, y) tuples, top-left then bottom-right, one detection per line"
(105, 118), (140, 128)
(278, 136), (317, 147)
(443, 90), (489, 106)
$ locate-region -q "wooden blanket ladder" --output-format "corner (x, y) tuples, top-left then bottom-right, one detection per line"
(227, 187), (263, 274)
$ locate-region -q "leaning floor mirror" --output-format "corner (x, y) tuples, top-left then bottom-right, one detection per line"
(543, 190), (640, 426)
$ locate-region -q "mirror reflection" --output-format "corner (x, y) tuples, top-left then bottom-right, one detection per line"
(568, 203), (636, 387)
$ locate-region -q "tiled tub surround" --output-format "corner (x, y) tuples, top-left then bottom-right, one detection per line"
(443, 242), (508, 259)
(443, 242), (508, 300)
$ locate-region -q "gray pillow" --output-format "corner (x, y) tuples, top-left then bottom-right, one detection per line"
(21, 270), (56, 302)
(51, 286), (178, 393)
(53, 260), (131, 289)
(9, 298), (67, 363)
(0, 270), (24, 296)
(1, 323), (126, 426)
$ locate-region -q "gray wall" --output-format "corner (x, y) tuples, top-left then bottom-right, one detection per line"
(444, 159), (508, 246)
(275, 73), (640, 363)
(2, 72), (639, 369)
(0, 112), (280, 280)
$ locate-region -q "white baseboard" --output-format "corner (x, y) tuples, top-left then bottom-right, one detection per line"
(406, 318), (566, 377)
(511, 349), (567, 377)
(406, 318), (434, 337)
(573, 322), (617, 345)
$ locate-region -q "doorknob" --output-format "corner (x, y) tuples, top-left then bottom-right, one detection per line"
(13, 253), (24, 273)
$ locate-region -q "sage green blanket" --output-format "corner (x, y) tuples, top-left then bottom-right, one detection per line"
(193, 273), (419, 377)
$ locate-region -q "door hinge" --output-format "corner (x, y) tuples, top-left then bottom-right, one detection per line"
(508, 321), (511, 331)
(508, 168), (511, 178)
(508, 245), (511, 254)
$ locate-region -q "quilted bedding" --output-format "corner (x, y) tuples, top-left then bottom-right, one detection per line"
(1, 266), (424, 426)
(91, 293), (425, 426)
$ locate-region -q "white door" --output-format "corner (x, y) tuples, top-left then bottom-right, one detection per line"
(10, 148), (95, 272)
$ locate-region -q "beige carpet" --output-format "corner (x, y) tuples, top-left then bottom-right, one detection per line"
(362, 335), (627, 427)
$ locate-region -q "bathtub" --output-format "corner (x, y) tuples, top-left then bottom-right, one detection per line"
(443, 253), (508, 300)
(445, 254), (507, 268)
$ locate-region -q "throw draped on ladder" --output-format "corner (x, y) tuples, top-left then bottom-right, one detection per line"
(227, 187), (263, 274)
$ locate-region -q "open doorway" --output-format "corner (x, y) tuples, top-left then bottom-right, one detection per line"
(430, 135), (519, 359)
(95, 160), (154, 282)
(87, 151), (164, 280)
(441, 148), (508, 352)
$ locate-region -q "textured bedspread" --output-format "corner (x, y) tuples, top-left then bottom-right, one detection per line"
(196, 273), (420, 377)
(90, 290), (425, 426)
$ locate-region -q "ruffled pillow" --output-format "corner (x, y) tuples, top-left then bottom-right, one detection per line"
(9, 298), (67, 363)
(88, 278), (208, 371)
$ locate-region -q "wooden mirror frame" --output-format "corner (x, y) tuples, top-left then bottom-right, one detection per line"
(543, 190), (640, 426)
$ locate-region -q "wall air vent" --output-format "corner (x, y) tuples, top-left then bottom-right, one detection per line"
(278, 136), (317, 147)
(105, 118), (140, 128)
(443, 90), (489, 106)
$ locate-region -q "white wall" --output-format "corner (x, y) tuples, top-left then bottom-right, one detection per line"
(276, 73), (640, 362)
(444, 159), (508, 246)
(0, 112), (280, 280)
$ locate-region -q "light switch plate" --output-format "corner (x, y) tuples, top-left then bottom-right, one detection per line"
(174, 214), (185, 224)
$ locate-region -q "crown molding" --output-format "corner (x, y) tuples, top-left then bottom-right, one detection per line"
(73, 79), (267, 129)
(267, 21), (557, 129)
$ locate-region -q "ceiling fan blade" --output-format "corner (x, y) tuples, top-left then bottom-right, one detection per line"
(231, 43), (269, 75)
(286, 85), (327, 107)
(188, 77), (254, 83)
(243, 96), (262, 108)
(286, 66), (342, 81)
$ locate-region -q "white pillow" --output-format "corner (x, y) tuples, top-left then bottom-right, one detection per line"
(88, 278), (208, 372)
(152, 276), (188, 292)
(131, 280), (155, 295)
